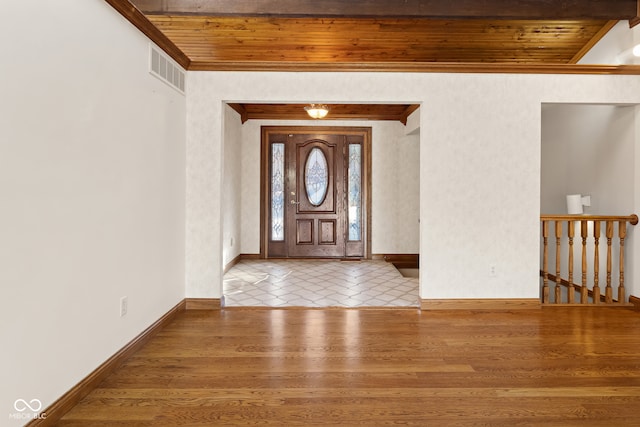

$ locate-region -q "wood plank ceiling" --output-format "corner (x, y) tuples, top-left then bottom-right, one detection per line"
(109, 0), (640, 122)
(146, 17), (615, 68)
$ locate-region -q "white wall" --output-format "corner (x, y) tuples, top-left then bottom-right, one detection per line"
(0, 1), (186, 424)
(233, 117), (420, 256)
(187, 72), (640, 300)
(372, 122), (420, 254)
(396, 133), (421, 253)
(222, 105), (242, 267)
(405, 107), (421, 135)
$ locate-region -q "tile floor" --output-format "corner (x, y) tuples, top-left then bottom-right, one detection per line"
(223, 260), (419, 308)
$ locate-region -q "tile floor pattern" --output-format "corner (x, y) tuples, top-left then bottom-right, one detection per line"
(223, 260), (419, 308)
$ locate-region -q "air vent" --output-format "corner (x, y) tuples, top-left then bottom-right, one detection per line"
(149, 44), (185, 94)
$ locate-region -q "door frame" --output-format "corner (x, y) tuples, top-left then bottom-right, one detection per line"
(260, 126), (372, 259)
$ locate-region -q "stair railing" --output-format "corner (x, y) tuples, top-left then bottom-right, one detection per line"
(540, 214), (637, 305)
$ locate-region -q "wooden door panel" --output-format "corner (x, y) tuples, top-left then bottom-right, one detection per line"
(319, 220), (337, 245)
(296, 219), (314, 245)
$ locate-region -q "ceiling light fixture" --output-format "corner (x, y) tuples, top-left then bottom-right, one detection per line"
(304, 104), (329, 119)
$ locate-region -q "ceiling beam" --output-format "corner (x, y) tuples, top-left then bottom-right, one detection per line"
(131, 0), (637, 19)
(189, 61), (640, 75)
(226, 104), (420, 123)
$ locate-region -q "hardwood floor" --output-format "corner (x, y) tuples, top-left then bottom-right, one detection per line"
(58, 307), (640, 426)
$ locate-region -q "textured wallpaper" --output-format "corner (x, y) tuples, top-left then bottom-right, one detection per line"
(222, 104), (243, 267)
(186, 71), (640, 299)
(186, 75), (223, 298)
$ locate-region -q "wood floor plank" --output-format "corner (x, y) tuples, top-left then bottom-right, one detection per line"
(58, 307), (640, 425)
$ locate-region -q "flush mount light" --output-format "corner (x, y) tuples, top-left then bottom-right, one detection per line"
(304, 104), (329, 119)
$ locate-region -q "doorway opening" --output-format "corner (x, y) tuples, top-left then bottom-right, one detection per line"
(540, 103), (638, 302)
(220, 104), (421, 308)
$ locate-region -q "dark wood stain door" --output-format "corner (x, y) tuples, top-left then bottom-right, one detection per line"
(287, 134), (345, 257)
(262, 127), (370, 259)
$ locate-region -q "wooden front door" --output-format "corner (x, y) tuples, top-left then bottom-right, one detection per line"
(288, 134), (344, 257)
(262, 127), (370, 259)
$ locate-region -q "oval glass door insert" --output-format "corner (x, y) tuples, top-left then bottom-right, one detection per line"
(305, 147), (329, 206)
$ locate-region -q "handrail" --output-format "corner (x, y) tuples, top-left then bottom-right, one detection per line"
(540, 214), (638, 225)
(540, 214), (637, 305)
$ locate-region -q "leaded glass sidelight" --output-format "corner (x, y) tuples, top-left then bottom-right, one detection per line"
(348, 144), (362, 240)
(305, 147), (329, 206)
(271, 143), (285, 241)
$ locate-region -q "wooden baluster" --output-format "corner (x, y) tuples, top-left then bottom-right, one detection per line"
(581, 220), (588, 304)
(567, 220), (575, 303)
(542, 221), (549, 304)
(539, 214), (637, 305)
(605, 221), (613, 304)
(618, 220), (627, 304)
(593, 221), (601, 304)
(555, 221), (562, 304)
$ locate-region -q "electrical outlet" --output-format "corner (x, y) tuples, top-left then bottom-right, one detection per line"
(489, 264), (497, 277)
(120, 296), (128, 317)
(230, 237), (234, 247)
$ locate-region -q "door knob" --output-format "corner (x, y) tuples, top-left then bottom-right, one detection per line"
(290, 200), (300, 205)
